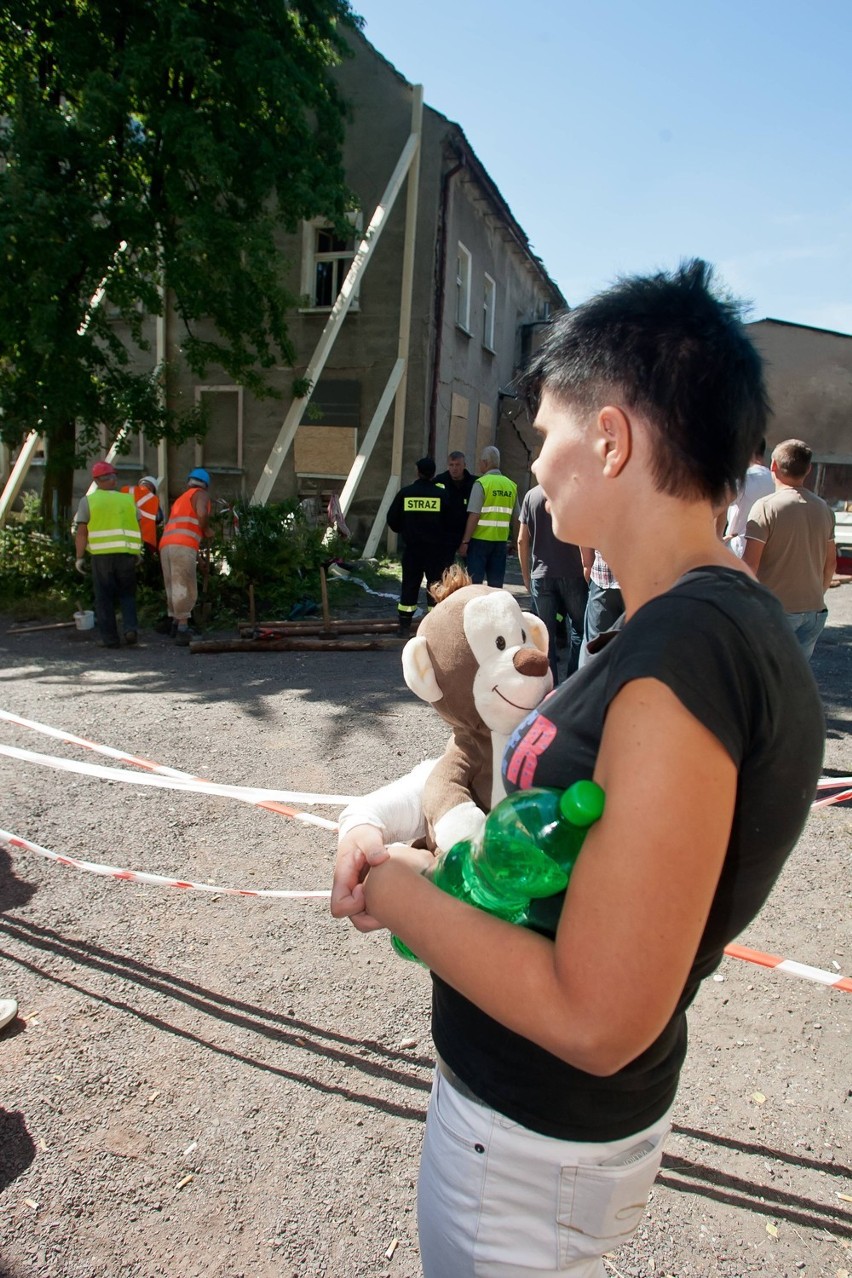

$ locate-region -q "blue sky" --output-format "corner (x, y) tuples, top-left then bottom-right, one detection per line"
(351, 0), (852, 333)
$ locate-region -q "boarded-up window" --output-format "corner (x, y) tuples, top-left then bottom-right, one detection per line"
(475, 402), (493, 462)
(294, 427), (357, 479)
(449, 392), (469, 455)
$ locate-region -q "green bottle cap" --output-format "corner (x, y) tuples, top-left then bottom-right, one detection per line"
(559, 779), (605, 828)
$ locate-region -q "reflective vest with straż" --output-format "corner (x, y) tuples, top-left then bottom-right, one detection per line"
(160, 488), (208, 552)
(122, 484), (160, 549)
(471, 472), (517, 542)
(86, 489), (143, 555)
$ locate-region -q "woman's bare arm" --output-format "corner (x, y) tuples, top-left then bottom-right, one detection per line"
(363, 677), (736, 1075)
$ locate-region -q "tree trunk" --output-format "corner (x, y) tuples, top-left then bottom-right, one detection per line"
(41, 419), (77, 532)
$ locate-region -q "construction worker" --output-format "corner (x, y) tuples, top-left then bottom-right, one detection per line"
(159, 468), (213, 646)
(387, 456), (453, 635)
(121, 475), (163, 551)
(459, 445), (519, 587)
(74, 460), (143, 647)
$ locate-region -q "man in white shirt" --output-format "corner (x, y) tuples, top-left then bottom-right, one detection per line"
(723, 438), (774, 556)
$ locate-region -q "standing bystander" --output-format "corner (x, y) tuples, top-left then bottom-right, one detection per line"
(722, 438), (774, 556)
(74, 460), (142, 648)
(159, 468), (213, 646)
(459, 446), (518, 587)
(578, 549), (624, 666)
(518, 483), (587, 681)
(742, 439), (836, 659)
(435, 450), (476, 566)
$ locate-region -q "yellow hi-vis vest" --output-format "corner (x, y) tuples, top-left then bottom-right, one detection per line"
(472, 473), (517, 542)
(87, 489), (143, 555)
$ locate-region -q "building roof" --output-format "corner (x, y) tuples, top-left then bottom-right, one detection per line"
(348, 27), (567, 311)
(748, 317), (852, 340)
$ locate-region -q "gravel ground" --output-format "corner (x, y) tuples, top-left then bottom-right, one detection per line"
(0, 569), (850, 1278)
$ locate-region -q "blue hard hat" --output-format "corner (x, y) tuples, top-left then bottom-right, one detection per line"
(187, 467), (210, 487)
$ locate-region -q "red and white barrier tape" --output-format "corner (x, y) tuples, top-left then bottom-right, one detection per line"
(724, 943), (852, 993)
(3, 829), (848, 992)
(0, 829), (330, 899)
(2, 708), (850, 989)
(0, 708), (355, 807)
(0, 744), (343, 831)
(2, 707), (850, 811)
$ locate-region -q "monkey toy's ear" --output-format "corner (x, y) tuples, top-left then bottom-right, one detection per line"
(401, 635), (443, 703)
(521, 610), (550, 656)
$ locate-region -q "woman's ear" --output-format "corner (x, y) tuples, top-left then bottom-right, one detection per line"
(596, 405), (632, 478)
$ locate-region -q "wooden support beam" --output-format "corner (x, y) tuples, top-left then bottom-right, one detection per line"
(252, 111), (422, 507)
(0, 432), (42, 528)
(189, 636), (407, 654)
(387, 84), (423, 557)
(362, 473), (400, 560)
(337, 358), (405, 517)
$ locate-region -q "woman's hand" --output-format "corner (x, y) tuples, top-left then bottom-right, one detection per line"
(331, 824), (391, 932)
(362, 843), (436, 929)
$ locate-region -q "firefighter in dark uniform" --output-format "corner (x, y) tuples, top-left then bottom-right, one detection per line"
(387, 456), (453, 635)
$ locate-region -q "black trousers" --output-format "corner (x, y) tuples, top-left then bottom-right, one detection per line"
(398, 547), (451, 625)
(91, 554), (138, 644)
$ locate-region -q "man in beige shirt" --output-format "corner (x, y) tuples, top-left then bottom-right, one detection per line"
(742, 438), (836, 660)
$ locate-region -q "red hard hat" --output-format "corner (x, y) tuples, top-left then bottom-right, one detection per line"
(92, 461), (117, 478)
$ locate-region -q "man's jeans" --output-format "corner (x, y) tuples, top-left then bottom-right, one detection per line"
(530, 575), (589, 681)
(786, 609), (828, 661)
(578, 580), (624, 668)
(467, 539), (508, 588)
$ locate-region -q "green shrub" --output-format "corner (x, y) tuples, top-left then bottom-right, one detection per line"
(0, 492), (84, 613)
(205, 497), (346, 621)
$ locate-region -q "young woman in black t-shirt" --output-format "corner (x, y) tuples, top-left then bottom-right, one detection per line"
(331, 261), (825, 1277)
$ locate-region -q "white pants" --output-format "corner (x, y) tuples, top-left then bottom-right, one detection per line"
(160, 544), (199, 623)
(418, 1069), (671, 1277)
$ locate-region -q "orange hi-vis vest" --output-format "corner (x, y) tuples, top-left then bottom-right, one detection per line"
(160, 488), (208, 552)
(122, 484), (160, 549)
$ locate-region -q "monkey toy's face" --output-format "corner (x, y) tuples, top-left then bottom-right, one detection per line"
(463, 592), (552, 736)
(402, 584), (552, 739)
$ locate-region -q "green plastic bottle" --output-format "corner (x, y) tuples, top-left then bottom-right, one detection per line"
(391, 779), (605, 962)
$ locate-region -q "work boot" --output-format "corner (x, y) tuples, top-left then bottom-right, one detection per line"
(124, 630), (138, 646)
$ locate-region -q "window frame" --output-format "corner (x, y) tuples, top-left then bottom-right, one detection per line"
(482, 273), (496, 351)
(300, 212), (362, 312)
(455, 242), (472, 333)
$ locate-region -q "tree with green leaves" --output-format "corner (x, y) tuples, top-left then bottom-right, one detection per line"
(0, 0), (360, 521)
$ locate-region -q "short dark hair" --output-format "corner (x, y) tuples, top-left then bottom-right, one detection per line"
(416, 456), (436, 477)
(772, 439), (812, 479)
(448, 450), (465, 461)
(520, 259), (769, 504)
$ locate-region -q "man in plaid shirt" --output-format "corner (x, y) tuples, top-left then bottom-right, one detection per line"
(578, 549), (624, 667)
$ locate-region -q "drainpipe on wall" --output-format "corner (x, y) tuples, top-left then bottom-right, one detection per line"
(428, 151), (465, 458)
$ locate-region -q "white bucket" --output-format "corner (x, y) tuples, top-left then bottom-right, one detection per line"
(74, 610), (95, 631)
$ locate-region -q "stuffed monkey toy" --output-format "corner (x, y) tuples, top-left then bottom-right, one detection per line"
(338, 568), (553, 853)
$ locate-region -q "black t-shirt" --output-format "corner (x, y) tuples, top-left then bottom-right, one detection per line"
(519, 484), (584, 581)
(431, 567), (825, 1140)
